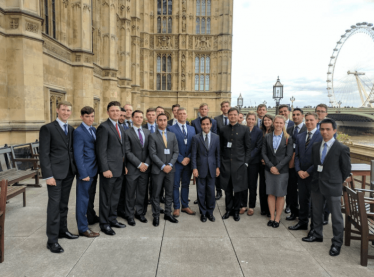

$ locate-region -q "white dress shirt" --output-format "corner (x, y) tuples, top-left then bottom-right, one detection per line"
(320, 137), (335, 157)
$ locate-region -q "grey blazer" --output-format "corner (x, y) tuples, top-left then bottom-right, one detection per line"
(148, 130), (179, 174)
(261, 133), (293, 174)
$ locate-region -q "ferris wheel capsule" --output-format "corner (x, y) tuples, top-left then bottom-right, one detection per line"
(351, 25), (356, 28)
(368, 23), (373, 27)
(346, 29), (351, 32)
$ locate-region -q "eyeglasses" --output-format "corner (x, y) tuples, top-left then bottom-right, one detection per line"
(316, 110), (326, 113)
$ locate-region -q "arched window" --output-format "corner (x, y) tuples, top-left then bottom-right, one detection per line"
(162, 18), (167, 33)
(207, 0), (211, 16)
(162, 75), (166, 90)
(157, 56), (161, 72)
(201, 18), (205, 34)
(207, 18), (211, 34)
(52, 0), (56, 38)
(157, 74), (161, 90)
(162, 56), (166, 72)
(200, 57), (205, 73)
(167, 74), (172, 90)
(202, 0), (206, 15)
(196, 18), (200, 34)
(205, 75), (209, 91)
(157, 17), (161, 33)
(195, 57), (199, 73)
(168, 18), (172, 33)
(157, 0), (162, 15)
(168, 0), (172, 15)
(163, 0), (167, 15)
(167, 56), (172, 72)
(44, 0), (49, 35)
(195, 75), (199, 91)
(200, 75), (204, 91)
(206, 57), (210, 73)
(196, 0), (200, 16)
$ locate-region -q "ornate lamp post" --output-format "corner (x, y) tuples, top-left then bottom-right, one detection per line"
(273, 76), (284, 115)
(263, 101), (267, 108)
(290, 96), (295, 111)
(237, 93), (243, 112)
(338, 100), (342, 112)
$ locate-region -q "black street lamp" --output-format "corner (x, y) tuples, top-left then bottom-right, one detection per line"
(273, 76), (283, 115)
(237, 93), (243, 112)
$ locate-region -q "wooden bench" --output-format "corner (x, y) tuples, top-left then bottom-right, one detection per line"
(0, 180), (8, 263)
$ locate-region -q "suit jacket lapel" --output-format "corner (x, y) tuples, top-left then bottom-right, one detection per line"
(108, 119), (122, 144)
(81, 123), (95, 142)
(156, 131), (166, 148)
(131, 127), (143, 147)
(199, 133), (208, 151)
(306, 131), (317, 151)
(322, 140), (338, 164)
(53, 121), (68, 143)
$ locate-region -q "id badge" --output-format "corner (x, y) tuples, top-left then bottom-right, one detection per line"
(184, 139), (188, 145)
(293, 143), (296, 149)
(164, 149), (170, 155)
(317, 165), (323, 172)
(227, 142), (232, 148)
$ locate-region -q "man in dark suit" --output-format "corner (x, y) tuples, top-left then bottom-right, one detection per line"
(168, 104), (190, 126)
(73, 106), (100, 238)
(155, 106), (165, 116)
(149, 113), (179, 226)
(39, 101), (78, 254)
(285, 108), (307, 219)
(279, 104), (294, 129)
(302, 118), (351, 257)
(124, 110), (151, 226)
(119, 108), (130, 131)
(123, 104), (133, 128)
(191, 117), (220, 222)
(220, 107), (251, 222)
(256, 104), (267, 128)
(96, 101), (127, 236)
(168, 107), (196, 217)
(214, 100), (230, 200)
(289, 112), (322, 233)
(191, 103), (218, 135)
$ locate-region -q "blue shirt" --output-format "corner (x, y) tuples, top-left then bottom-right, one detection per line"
(56, 118), (68, 134)
(147, 122), (157, 132)
(177, 122), (188, 136)
(158, 129), (173, 170)
(273, 132), (283, 152)
(109, 117), (121, 139)
(82, 122), (96, 140)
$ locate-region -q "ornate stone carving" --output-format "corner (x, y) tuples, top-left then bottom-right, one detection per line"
(10, 19), (19, 29)
(214, 37), (218, 49)
(181, 55), (186, 73)
(150, 36), (154, 49)
(181, 74), (186, 90)
(75, 55), (81, 62)
(63, 0), (69, 8)
(43, 41), (71, 61)
(195, 36), (211, 50)
(71, 2), (81, 8)
(83, 4), (91, 12)
(182, 16), (186, 33)
(150, 12), (154, 20)
(25, 21), (38, 33)
(157, 36), (172, 49)
(189, 36), (193, 49)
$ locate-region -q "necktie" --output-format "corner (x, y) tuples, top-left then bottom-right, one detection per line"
(138, 128), (144, 147)
(317, 122), (320, 130)
(63, 124), (68, 136)
(150, 125), (155, 133)
(162, 131), (167, 148)
(182, 125), (187, 138)
(224, 117), (228, 126)
(259, 119), (262, 127)
(321, 142), (328, 164)
(204, 134), (209, 149)
(89, 127), (96, 140)
(305, 132), (312, 149)
(116, 123), (121, 139)
(294, 126), (299, 136)
(126, 120), (131, 127)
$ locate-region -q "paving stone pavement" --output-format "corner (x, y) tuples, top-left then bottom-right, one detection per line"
(1, 179), (374, 277)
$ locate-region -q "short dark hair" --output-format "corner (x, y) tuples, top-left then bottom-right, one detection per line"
(146, 108), (156, 114)
(107, 101), (121, 111)
(132, 110), (144, 117)
(156, 106), (164, 111)
(57, 100), (72, 109)
(81, 106), (95, 116)
(320, 118), (337, 130)
(239, 112), (244, 116)
(278, 104), (289, 111)
(200, 116), (212, 125)
(305, 112), (318, 120)
(172, 104), (180, 110)
(157, 113), (168, 120)
(315, 104), (328, 113)
(220, 101), (230, 107)
(120, 107), (126, 112)
(228, 107), (239, 115)
(293, 108), (304, 114)
(257, 104), (267, 111)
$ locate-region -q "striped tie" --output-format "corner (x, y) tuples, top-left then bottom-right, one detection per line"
(305, 132), (312, 149)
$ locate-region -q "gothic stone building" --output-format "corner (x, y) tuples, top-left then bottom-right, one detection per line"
(0, 0), (233, 145)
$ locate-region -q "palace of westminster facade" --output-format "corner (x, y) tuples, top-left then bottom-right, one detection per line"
(0, 0), (233, 145)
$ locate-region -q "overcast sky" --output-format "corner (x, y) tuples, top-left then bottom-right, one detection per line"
(231, 0), (374, 108)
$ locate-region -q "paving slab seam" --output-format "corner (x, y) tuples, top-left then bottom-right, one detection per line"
(65, 238), (96, 277)
(155, 217), (167, 277)
(217, 204), (245, 277)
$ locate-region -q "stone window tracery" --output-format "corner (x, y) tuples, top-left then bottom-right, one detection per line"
(157, 0), (172, 33)
(194, 55), (210, 91)
(43, 0), (57, 39)
(157, 54), (172, 91)
(196, 0), (211, 34)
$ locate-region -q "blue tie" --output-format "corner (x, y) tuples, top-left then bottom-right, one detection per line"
(224, 117), (228, 126)
(294, 126), (299, 135)
(317, 122), (320, 130)
(63, 124), (68, 136)
(150, 125), (155, 133)
(89, 127), (96, 140)
(321, 143), (328, 164)
(182, 125), (187, 138)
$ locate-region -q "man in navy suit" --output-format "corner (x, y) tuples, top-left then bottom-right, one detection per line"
(191, 103), (218, 135)
(289, 112), (322, 233)
(191, 117), (220, 222)
(119, 108), (129, 131)
(279, 104), (294, 129)
(73, 107), (100, 238)
(168, 107), (196, 217)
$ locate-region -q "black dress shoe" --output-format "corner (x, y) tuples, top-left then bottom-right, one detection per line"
(307, 229), (315, 237)
(285, 206), (291, 214)
(88, 216), (100, 225)
(160, 208), (165, 214)
(126, 218), (136, 226)
(234, 212), (240, 222)
(194, 200), (198, 205)
(207, 214), (215, 222)
(200, 214), (207, 222)
(261, 211), (267, 216)
(110, 221), (126, 228)
(58, 231), (79, 239)
(329, 245), (341, 256)
(323, 214), (329, 225)
(286, 214), (297, 221)
(323, 220), (328, 225)
(153, 217), (160, 227)
(267, 220), (274, 227)
(272, 221), (280, 228)
(222, 211), (231, 219)
(288, 222), (308, 230)
(135, 214), (148, 223)
(160, 196), (165, 204)
(164, 214), (178, 223)
(101, 226), (116, 236)
(267, 213), (271, 218)
(47, 242), (64, 253)
(118, 210), (127, 220)
(148, 199), (151, 204)
(215, 191), (222, 200)
(302, 235), (323, 242)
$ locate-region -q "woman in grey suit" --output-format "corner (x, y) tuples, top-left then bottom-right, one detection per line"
(262, 115), (293, 228)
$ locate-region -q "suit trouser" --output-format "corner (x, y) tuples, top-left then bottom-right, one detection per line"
(311, 191), (344, 247)
(117, 176), (127, 213)
(76, 177), (94, 233)
(125, 172), (149, 218)
(298, 176), (313, 227)
(286, 168), (299, 215)
(46, 170), (75, 243)
(173, 163), (192, 209)
(99, 174), (123, 228)
(242, 164), (259, 208)
(143, 176), (151, 215)
(86, 175), (98, 223)
(225, 176), (243, 213)
(215, 175), (222, 193)
(152, 171), (174, 217)
(259, 164), (269, 214)
(196, 174), (216, 215)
